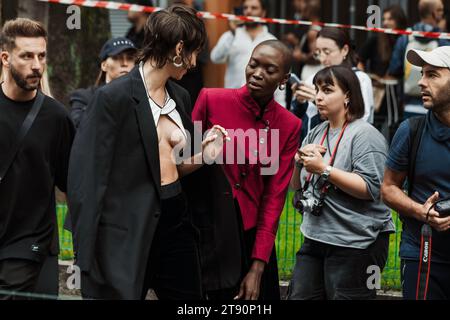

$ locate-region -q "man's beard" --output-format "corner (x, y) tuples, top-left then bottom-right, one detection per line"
(429, 80), (450, 114)
(245, 22), (262, 29)
(10, 64), (41, 91)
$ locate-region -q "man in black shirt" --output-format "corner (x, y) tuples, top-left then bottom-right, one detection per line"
(0, 18), (75, 299)
(125, 0), (153, 49)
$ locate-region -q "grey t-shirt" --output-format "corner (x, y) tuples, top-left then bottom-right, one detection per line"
(299, 119), (395, 249)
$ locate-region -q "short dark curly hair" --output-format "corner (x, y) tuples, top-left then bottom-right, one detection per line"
(138, 5), (206, 68)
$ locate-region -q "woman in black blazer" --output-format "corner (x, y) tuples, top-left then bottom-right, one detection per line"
(67, 5), (237, 300)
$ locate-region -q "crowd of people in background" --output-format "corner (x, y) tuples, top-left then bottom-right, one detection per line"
(0, 0), (449, 301)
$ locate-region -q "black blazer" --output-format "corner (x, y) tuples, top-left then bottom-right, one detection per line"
(67, 67), (241, 299)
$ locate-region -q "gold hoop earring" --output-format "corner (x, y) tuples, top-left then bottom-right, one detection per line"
(173, 55), (183, 68)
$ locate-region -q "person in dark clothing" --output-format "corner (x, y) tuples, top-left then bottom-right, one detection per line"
(358, 5), (408, 140)
(0, 18), (75, 300)
(124, 0), (154, 49)
(358, 5), (408, 77)
(68, 5), (235, 300)
(382, 46), (450, 300)
(69, 37), (137, 128)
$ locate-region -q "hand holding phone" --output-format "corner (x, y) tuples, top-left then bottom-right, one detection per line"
(289, 73), (302, 86)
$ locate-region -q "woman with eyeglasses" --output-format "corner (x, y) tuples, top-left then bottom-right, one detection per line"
(288, 65), (394, 300)
(291, 28), (374, 142)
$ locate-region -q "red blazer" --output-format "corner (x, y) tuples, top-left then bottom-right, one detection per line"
(193, 85), (302, 263)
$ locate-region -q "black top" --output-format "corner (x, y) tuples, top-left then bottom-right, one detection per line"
(0, 86), (75, 262)
(126, 27), (145, 49)
(358, 35), (398, 77)
(69, 86), (97, 129)
(67, 67), (241, 298)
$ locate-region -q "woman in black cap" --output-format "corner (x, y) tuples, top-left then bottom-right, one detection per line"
(69, 37), (137, 128)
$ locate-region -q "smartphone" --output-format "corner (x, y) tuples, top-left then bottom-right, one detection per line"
(289, 73), (302, 86)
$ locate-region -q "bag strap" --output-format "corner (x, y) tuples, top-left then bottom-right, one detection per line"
(407, 116), (426, 196)
(0, 90), (45, 184)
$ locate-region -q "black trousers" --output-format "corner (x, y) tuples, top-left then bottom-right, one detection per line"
(34, 254), (59, 298)
(141, 181), (202, 300)
(401, 259), (450, 300)
(0, 258), (44, 300)
(287, 232), (390, 300)
(206, 200), (280, 300)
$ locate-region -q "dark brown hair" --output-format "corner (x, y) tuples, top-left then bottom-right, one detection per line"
(0, 18), (47, 52)
(317, 27), (358, 68)
(138, 5), (206, 68)
(313, 65), (365, 122)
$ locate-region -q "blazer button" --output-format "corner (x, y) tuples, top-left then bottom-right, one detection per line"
(154, 211), (161, 218)
(234, 183), (241, 190)
(240, 172), (247, 178)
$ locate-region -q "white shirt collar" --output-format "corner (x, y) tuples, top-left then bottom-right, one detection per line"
(139, 62), (187, 138)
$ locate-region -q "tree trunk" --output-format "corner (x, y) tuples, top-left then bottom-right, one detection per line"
(17, 0), (49, 28)
(47, 3), (111, 105)
(1, 0), (18, 25)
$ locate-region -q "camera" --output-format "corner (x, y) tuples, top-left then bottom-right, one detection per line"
(435, 197), (450, 217)
(293, 190), (326, 216)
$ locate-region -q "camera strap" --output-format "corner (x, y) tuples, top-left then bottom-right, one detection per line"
(416, 223), (432, 300)
(416, 197), (450, 300)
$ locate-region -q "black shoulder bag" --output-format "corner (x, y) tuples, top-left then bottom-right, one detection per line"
(0, 90), (45, 184)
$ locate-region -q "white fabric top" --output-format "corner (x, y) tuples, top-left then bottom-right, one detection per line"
(139, 62), (187, 138)
(210, 26), (287, 107)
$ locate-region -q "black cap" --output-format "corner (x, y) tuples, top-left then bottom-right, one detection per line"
(124, 0), (154, 6)
(99, 37), (137, 61)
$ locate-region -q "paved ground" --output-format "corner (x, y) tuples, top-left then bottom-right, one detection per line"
(58, 263), (402, 300)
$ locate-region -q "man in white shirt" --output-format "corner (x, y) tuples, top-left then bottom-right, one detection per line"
(210, 0), (287, 107)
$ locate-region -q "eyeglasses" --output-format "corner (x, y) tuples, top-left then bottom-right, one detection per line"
(313, 48), (339, 61)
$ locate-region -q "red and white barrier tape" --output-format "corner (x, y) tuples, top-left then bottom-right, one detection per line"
(38, 0), (450, 40)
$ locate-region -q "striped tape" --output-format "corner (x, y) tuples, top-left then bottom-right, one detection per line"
(38, 0), (450, 40)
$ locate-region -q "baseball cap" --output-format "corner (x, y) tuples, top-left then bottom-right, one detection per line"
(99, 37), (137, 61)
(407, 46), (450, 69)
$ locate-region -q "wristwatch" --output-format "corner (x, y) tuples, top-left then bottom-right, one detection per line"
(320, 165), (333, 181)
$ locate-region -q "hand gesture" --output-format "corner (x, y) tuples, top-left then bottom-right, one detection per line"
(301, 148), (327, 175)
(202, 125), (229, 162)
(422, 192), (450, 232)
(292, 82), (316, 104)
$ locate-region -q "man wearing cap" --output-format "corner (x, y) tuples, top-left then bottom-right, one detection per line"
(382, 46), (450, 299)
(69, 37), (137, 128)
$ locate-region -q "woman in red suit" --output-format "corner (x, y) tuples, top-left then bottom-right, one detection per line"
(193, 40), (302, 300)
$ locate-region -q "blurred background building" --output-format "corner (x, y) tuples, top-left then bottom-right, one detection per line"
(0, 0), (435, 97)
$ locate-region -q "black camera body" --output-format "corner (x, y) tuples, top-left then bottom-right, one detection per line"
(435, 198), (450, 217)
